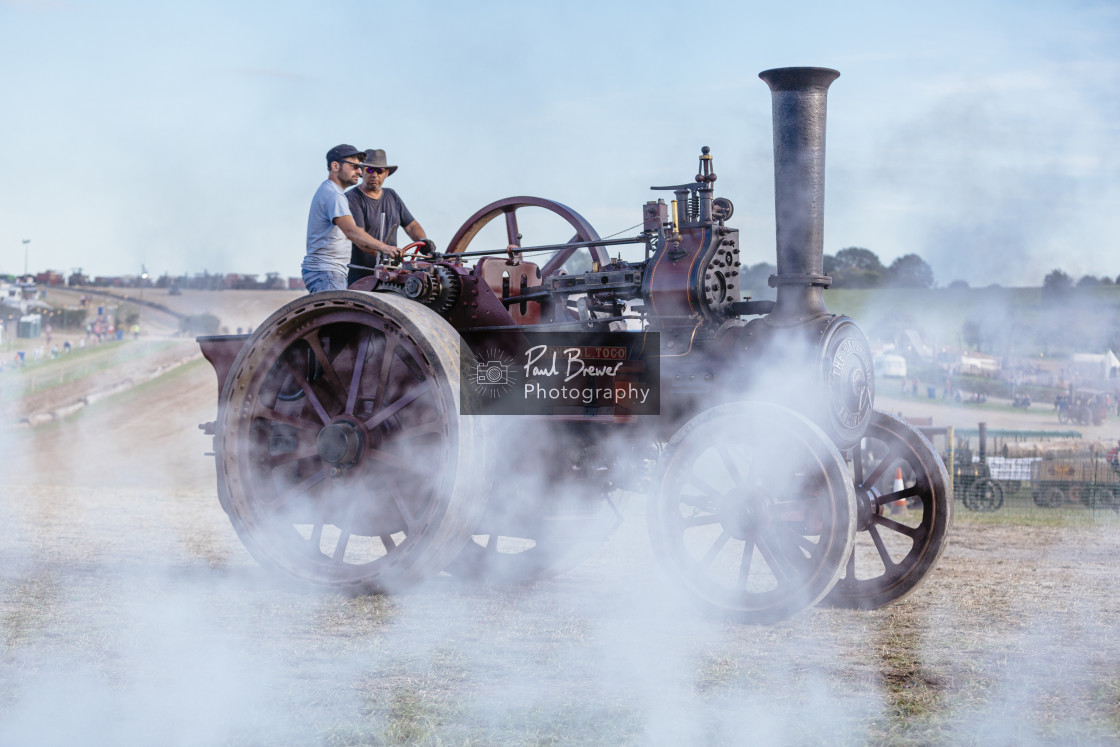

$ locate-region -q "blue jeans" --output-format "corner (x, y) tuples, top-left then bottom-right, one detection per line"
(302, 267), (348, 294)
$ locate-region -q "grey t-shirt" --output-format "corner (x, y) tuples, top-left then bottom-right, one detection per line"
(347, 187), (415, 283)
(302, 179), (353, 273)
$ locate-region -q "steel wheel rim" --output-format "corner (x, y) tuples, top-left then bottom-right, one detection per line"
(823, 410), (952, 609)
(650, 403), (855, 624)
(217, 300), (460, 588)
(967, 478), (1004, 512)
(445, 196), (610, 277)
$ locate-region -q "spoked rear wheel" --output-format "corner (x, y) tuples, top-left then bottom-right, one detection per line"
(215, 291), (487, 593)
(648, 402), (856, 625)
(822, 411), (952, 610)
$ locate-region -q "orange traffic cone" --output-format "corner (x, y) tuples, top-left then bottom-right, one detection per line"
(892, 467), (906, 512)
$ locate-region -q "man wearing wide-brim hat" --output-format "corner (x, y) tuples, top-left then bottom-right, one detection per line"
(346, 148), (434, 286)
(302, 144), (404, 293)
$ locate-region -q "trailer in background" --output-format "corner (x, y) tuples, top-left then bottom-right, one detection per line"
(1030, 452), (1120, 509)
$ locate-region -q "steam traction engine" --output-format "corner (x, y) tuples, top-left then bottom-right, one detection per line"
(199, 68), (952, 624)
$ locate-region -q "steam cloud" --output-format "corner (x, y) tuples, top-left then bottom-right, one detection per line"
(4, 322), (1120, 743)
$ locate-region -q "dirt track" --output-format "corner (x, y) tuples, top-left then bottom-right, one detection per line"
(877, 390), (1120, 443)
(45, 287), (305, 337)
(2, 341), (203, 426)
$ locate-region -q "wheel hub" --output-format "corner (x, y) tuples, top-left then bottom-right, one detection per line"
(855, 486), (880, 531)
(316, 419), (366, 467)
(722, 489), (767, 540)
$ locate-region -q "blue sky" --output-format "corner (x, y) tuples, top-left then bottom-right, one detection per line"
(0, 0), (1116, 286)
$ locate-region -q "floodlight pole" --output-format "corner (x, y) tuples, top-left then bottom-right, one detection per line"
(22, 239), (30, 278)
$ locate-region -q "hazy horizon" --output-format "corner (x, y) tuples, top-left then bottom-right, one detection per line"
(1, 0), (1117, 287)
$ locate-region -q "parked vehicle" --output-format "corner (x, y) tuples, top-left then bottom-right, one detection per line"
(1030, 452), (1120, 509)
(950, 442), (1004, 512)
(1056, 392), (1110, 426)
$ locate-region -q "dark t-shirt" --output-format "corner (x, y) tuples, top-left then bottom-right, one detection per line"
(346, 187), (416, 284)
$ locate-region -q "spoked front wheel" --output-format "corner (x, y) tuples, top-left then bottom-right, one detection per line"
(822, 411), (952, 610)
(648, 402), (856, 625)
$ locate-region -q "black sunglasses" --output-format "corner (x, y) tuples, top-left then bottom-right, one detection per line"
(365, 167), (388, 175)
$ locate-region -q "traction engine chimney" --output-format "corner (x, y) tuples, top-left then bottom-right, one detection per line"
(758, 67), (839, 324)
(727, 66), (874, 451)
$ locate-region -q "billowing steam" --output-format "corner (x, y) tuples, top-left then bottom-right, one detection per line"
(5, 50), (1120, 744)
(5, 321), (1120, 742)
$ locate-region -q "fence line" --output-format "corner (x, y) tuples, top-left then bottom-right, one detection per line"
(919, 423), (1120, 518)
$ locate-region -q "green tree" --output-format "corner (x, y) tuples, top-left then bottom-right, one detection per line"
(961, 310), (1009, 354)
(1042, 269), (1073, 299)
(830, 247), (885, 288)
(886, 254), (935, 288)
(961, 317), (984, 351)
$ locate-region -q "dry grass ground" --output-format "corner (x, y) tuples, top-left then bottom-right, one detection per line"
(3, 328), (1120, 744)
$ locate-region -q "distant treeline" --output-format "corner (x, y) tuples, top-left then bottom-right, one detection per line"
(56, 271), (296, 291)
(742, 247), (935, 294)
(741, 249), (1118, 294)
(1042, 269), (1120, 295)
(7, 250), (1112, 295)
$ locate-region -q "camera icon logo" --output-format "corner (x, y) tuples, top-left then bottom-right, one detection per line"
(470, 349), (518, 399)
(476, 360), (510, 386)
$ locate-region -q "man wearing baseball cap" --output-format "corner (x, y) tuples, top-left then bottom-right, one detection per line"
(302, 144), (403, 293)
